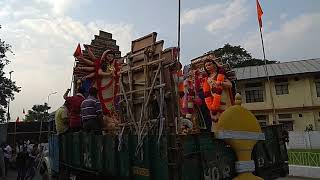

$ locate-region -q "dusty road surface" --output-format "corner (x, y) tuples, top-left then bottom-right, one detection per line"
(4, 170), (316, 180)
(5, 169), (41, 180)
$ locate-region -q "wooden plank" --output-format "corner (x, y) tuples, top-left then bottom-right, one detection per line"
(161, 48), (178, 65)
(83, 45), (121, 58)
(131, 32), (157, 53)
(121, 58), (166, 73)
(82, 48), (121, 59)
(118, 84), (166, 95)
(130, 40), (164, 63)
(99, 30), (112, 39)
(85, 44), (121, 54)
(91, 39), (116, 47)
(94, 35), (111, 41)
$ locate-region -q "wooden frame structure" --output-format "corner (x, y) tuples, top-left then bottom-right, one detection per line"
(118, 32), (182, 179)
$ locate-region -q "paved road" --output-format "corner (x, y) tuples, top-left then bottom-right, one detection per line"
(3, 170), (316, 180)
(5, 169), (41, 180)
(278, 177), (316, 180)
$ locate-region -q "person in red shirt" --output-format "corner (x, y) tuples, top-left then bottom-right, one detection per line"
(63, 88), (85, 132)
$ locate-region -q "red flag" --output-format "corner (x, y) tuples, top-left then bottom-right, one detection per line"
(16, 117), (20, 123)
(256, 0), (263, 28)
(23, 108), (25, 114)
(73, 43), (82, 57)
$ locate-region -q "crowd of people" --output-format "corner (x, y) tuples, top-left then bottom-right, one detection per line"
(0, 141), (44, 180)
(0, 143), (11, 179)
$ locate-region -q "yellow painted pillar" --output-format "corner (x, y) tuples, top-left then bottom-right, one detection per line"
(215, 94), (265, 180)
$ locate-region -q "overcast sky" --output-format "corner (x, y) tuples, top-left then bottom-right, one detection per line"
(1, 0), (319, 121)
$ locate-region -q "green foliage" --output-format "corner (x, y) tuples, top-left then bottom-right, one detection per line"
(213, 43), (278, 68)
(0, 25), (20, 122)
(25, 103), (51, 122)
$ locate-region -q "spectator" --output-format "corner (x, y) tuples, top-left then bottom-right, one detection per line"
(64, 87), (85, 132)
(25, 145), (38, 180)
(16, 146), (28, 180)
(3, 144), (12, 176)
(27, 142), (33, 154)
(81, 87), (103, 134)
(0, 145), (5, 178)
(55, 101), (69, 135)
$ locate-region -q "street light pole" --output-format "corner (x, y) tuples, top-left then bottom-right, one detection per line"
(39, 91), (57, 143)
(47, 91), (57, 110)
(7, 70), (14, 123)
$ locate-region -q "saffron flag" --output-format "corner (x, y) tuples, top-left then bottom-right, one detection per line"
(73, 43), (82, 57)
(256, 0), (263, 28)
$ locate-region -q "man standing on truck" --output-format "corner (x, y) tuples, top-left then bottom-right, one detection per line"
(80, 87), (103, 134)
(63, 88), (85, 132)
(55, 101), (69, 134)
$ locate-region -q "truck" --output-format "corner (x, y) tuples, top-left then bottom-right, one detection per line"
(44, 31), (289, 180)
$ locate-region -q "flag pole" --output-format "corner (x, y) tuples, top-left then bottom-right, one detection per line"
(258, 23), (277, 125)
(178, 0), (181, 57)
(175, 0), (181, 134)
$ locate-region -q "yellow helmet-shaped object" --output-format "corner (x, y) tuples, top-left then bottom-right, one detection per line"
(215, 94), (265, 180)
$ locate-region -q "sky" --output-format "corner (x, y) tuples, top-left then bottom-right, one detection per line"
(0, 0), (319, 121)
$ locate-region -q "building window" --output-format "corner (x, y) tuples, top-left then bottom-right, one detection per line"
(245, 83), (264, 103)
(280, 121), (294, 131)
(278, 113), (292, 119)
(278, 113), (294, 131)
(275, 78), (288, 95)
(255, 115), (267, 127)
(315, 81), (320, 97)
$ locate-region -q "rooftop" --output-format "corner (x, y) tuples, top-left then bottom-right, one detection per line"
(234, 58), (320, 80)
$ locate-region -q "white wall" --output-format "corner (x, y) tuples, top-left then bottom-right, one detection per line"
(287, 131), (320, 149)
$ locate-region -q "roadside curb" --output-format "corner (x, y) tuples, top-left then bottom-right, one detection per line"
(289, 165), (320, 178)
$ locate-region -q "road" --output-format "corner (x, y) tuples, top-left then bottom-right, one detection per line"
(4, 169), (316, 180)
(278, 178), (317, 180)
(5, 169), (41, 180)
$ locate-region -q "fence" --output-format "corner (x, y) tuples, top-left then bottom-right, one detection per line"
(287, 131), (320, 149)
(288, 151), (320, 167)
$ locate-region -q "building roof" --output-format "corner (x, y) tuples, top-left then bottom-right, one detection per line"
(234, 58), (320, 80)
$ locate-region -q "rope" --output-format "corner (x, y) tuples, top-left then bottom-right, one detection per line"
(117, 126), (125, 151)
(158, 81), (165, 144)
(135, 122), (148, 157)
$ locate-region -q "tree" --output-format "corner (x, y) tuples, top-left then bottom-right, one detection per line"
(25, 103), (51, 122)
(213, 43), (278, 68)
(235, 58), (278, 68)
(0, 25), (20, 122)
